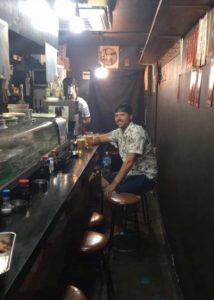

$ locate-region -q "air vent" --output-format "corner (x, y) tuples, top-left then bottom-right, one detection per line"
(59, 5), (111, 31)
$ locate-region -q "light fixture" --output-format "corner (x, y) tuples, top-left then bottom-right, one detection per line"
(54, 0), (75, 20)
(94, 63), (109, 79)
(19, 0), (58, 35)
(69, 16), (84, 34)
(70, 0), (85, 33)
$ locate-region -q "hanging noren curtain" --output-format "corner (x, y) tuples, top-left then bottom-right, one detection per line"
(88, 69), (145, 133)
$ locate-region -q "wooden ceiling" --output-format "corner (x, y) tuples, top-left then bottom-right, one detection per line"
(60, 0), (214, 65)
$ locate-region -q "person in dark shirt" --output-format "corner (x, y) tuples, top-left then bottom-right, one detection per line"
(7, 84), (20, 104)
(62, 73), (73, 99)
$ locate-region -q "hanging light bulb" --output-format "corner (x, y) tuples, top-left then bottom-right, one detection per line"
(94, 64), (109, 79)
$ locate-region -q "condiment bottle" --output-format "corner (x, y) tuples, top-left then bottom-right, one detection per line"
(39, 155), (50, 180)
(18, 179), (30, 203)
(51, 149), (58, 173)
(1, 189), (13, 214)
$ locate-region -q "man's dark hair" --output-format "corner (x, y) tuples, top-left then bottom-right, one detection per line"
(115, 103), (133, 114)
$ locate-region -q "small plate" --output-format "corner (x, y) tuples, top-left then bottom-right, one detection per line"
(0, 232), (16, 275)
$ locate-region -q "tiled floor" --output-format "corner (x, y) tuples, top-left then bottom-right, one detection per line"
(73, 192), (184, 300)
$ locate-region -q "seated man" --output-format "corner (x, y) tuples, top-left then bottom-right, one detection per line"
(93, 103), (157, 198)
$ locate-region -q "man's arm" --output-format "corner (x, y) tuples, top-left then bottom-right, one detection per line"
(103, 152), (137, 196)
(82, 116), (91, 125)
(93, 133), (110, 144)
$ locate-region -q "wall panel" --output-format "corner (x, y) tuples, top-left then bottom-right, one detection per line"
(156, 54), (214, 300)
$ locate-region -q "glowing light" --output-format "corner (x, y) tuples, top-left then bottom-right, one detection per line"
(18, 0), (58, 35)
(94, 66), (109, 79)
(54, 0), (75, 20)
(69, 16), (85, 33)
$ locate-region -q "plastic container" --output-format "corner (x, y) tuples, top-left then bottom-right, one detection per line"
(1, 189), (13, 215)
(102, 152), (112, 175)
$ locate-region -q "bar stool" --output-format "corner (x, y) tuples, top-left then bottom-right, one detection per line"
(63, 285), (86, 300)
(107, 192), (142, 260)
(80, 231), (114, 299)
(88, 211), (104, 229)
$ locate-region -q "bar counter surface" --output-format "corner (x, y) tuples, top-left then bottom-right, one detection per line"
(0, 146), (98, 300)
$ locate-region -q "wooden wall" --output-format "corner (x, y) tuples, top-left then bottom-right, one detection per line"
(147, 53), (214, 299)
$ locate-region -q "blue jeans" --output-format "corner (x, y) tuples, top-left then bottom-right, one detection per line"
(104, 172), (155, 195)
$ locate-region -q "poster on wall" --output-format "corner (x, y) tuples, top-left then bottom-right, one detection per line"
(207, 58), (214, 106)
(188, 70), (197, 105)
(185, 26), (199, 71)
(177, 74), (181, 101)
(208, 10), (214, 56)
(98, 46), (119, 69)
(193, 14), (208, 67)
(144, 65), (149, 92)
(194, 69), (202, 108)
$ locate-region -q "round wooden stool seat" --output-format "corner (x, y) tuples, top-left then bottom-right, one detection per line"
(88, 212), (104, 228)
(109, 192), (140, 206)
(80, 231), (108, 253)
(63, 285), (86, 300)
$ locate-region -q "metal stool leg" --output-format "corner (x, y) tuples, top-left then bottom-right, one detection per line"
(141, 193), (152, 230)
(108, 206), (115, 261)
(133, 205), (142, 261)
(102, 251), (115, 299)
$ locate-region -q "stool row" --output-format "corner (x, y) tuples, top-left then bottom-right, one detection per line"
(62, 189), (152, 300)
(62, 210), (112, 300)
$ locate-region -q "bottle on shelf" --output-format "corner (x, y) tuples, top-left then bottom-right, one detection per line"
(50, 149), (58, 174)
(48, 157), (54, 175)
(102, 151), (112, 176)
(1, 188), (13, 215)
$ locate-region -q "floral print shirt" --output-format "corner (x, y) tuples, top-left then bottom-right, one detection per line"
(109, 122), (157, 179)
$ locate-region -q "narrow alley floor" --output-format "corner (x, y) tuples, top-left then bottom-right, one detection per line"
(77, 191), (184, 300)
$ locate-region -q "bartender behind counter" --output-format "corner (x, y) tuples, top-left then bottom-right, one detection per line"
(63, 73), (91, 132)
(7, 84), (21, 104)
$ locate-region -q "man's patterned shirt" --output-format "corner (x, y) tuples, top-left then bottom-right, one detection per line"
(109, 122), (157, 179)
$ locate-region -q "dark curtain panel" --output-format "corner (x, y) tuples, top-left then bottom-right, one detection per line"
(88, 69), (145, 133)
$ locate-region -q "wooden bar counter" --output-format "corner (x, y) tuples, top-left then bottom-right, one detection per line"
(0, 146), (98, 300)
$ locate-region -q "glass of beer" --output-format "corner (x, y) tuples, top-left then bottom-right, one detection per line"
(85, 132), (94, 149)
(77, 136), (86, 157)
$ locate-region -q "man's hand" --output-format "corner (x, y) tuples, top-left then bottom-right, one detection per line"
(103, 182), (117, 198)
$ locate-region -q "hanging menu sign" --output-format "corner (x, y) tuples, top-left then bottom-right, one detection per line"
(195, 69), (203, 108)
(185, 26), (199, 71)
(193, 14), (208, 67)
(207, 58), (214, 106)
(208, 10), (214, 57)
(188, 70), (197, 105)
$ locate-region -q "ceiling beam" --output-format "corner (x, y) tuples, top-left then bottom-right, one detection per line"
(139, 0), (163, 61)
(171, 5), (211, 11)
